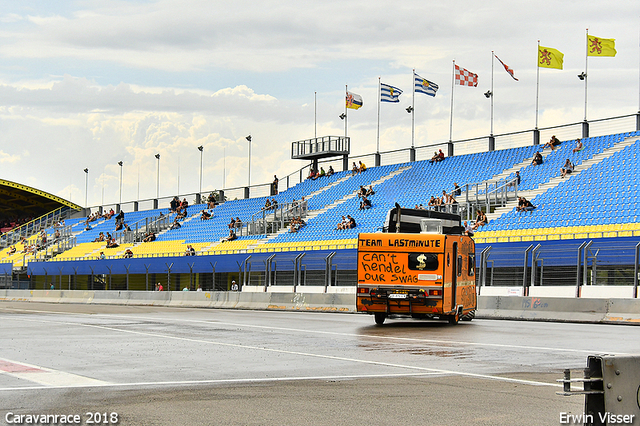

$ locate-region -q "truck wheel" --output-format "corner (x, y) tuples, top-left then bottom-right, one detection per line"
(374, 313), (386, 325)
(448, 313), (459, 325)
(461, 310), (475, 321)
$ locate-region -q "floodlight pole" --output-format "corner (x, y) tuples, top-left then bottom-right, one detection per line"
(118, 161), (123, 207)
(155, 154), (160, 199)
(246, 135), (252, 194)
(83, 168), (89, 208)
(198, 145), (204, 200)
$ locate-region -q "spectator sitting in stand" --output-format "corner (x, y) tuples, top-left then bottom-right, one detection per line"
(572, 139), (584, 153)
(264, 199), (271, 211)
(115, 210), (124, 223)
(221, 229), (237, 242)
(347, 215), (357, 229)
(289, 216), (306, 233)
(463, 221), (474, 237)
(143, 232), (156, 243)
(234, 217), (242, 229)
(336, 216), (347, 230)
(271, 199), (278, 210)
(359, 196), (372, 210)
(453, 182), (462, 196)
(93, 232), (105, 243)
(123, 248), (133, 258)
(318, 167), (326, 178)
(181, 198), (189, 209)
(365, 185), (375, 197)
(115, 221), (123, 231)
(176, 207), (187, 220)
(543, 135), (562, 150)
(184, 245), (196, 256)
(106, 238), (119, 248)
(531, 152), (543, 166)
(170, 219), (181, 230)
(327, 165), (335, 177)
(357, 186), (367, 198)
(521, 198), (536, 213)
(351, 162), (358, 175)
(201, 209), (212, 220)
(471, 210), (487, 230)
(508, 170), (521, 188)
(560, 159), (575, 178)
(358, 161), (367, 173)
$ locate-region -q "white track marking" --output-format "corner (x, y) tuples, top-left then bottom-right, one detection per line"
(0, 306), (625, 356)
(0, 316), (560, 389)
(0, 372), (442, 392)
(0, 357), (108, 387)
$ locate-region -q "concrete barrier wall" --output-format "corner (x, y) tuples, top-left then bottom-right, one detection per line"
(0, 289), (356, 313)
(476, 296), (640, 324)
(1, 290), (640, 324)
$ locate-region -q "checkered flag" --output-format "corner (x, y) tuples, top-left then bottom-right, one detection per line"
(454, 64), (478, 87)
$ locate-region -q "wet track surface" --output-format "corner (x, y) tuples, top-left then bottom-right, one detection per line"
(1, 302), (639, 425)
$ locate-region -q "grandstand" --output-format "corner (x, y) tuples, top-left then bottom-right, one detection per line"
(1, 117), (640, 295)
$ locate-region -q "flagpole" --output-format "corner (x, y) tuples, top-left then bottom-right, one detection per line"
(449, 60), (455, 142)
(535, 40), (540, 129)
(377, 77), (381, 154)
(344, 84), (348, 138)
(411, 69), (415, 149)
(490, 51), (495, 136)
(584, 28), (589, 122)
(314, 91), (317, 139)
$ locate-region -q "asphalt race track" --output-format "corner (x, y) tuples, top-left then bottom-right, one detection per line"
(1, 301), (639, 426)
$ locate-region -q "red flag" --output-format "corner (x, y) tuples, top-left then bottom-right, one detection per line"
(454, 64), (478, 87)
(494, 54), (519, 81)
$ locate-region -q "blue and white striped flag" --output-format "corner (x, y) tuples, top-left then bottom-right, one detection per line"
(414, 73), (438, 97)
(380, 83), (403, 103)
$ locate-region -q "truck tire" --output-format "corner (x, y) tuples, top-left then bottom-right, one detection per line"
(374, 313), (386, 325)
(447, 313), (459, 325)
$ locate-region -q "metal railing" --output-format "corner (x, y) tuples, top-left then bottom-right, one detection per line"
(72, 112), (639, 216)
(246, 200), (309, 236)
(477, 238), (640, 294)
(1, 207), (74, 248)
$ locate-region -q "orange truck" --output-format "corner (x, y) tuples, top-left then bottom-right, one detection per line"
(356, 207), (476, 325)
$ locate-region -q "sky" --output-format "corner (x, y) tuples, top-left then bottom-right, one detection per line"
(0, 0), (638, 208)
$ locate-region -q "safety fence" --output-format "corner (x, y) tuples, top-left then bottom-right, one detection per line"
(477, 237), (640, 297)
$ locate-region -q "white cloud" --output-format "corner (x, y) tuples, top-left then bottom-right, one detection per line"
(0, 0), (637, 208)
(0, 151), (20, 163)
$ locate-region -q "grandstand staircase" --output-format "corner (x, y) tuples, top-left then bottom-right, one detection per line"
(245, 166), (411, 249)
(485, 135), (639, 222)
(195, 177), (357, 253)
